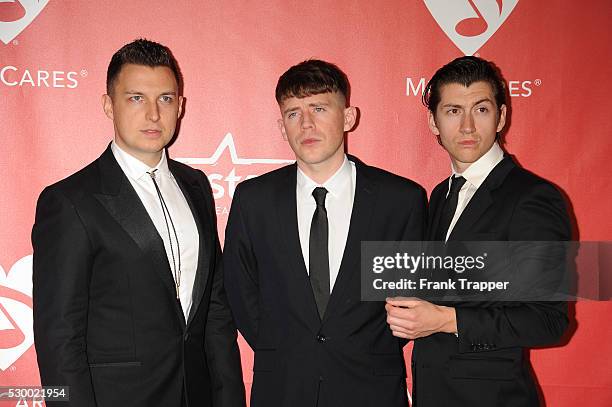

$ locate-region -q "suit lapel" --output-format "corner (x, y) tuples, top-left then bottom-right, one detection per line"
(276, 165), (322, 328)
(448, 156), (515, 241)
(323, 158), (378, 323)
(93, 147), (185, 324)
(169, 161), (213, 327)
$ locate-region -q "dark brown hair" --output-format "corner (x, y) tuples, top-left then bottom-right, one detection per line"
(106, 38), (181, 95)
(275, 59), (350, 104)
(423, 56), (506, 114)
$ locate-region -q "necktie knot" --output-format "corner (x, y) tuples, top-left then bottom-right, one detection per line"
(449, 175), (466, 197)
(312, 187), (328, 207)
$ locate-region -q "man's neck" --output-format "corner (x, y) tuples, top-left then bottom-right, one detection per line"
(297, 155), (345, 185)
(114, 141), (163, 168)
(112, 140), (164, 170)
(451, 160), (471, 174)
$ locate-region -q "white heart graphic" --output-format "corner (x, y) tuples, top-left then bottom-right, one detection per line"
(424, 0), (519, 56)
(0, 0), (51, 45)
(0, 255), (34, 371)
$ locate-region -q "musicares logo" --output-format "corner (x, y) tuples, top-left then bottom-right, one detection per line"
(424, 0), (519, 55)
(0, 255), (34, 371)
(176, 133), (294, 217)
(0, 0), (51, 45)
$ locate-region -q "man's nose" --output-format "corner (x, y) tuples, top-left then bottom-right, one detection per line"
(301, 110), (314, 129)
(146, 101), (161, 122)
(460, 112), (475, 134)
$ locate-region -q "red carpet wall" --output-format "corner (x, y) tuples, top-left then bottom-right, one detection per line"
(1, 1), (611, 405)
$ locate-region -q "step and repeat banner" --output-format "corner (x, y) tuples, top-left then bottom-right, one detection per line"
(1, 0), (611, 405)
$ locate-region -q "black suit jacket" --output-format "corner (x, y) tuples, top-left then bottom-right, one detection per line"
(412, 156), (570, 407)
(223, 157), (427, 407)
(32, 146), (245, 407)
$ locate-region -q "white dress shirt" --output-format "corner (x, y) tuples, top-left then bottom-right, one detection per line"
(445, 142), (505, 241)
(296, 156), (356, 292)
(111, 142), (199, 320)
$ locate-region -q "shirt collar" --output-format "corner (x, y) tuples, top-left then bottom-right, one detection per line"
(451, 142), (504, 189)
(297, 155), (352, 200)
(111, 141), (170, 182)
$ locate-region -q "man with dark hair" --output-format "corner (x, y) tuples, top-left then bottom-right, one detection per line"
(223, 59), (427, 407)
(386, 56), (570, 406)
(32, 39), (245, 407)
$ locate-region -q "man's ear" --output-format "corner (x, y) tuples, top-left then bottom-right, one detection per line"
(102, 94), (114, 120)
(177, 96), (184, 119)
(428, 111), (440, 136)
(277, 118), (287, 141)
(343, 106), (357, 132)
(496, 104), (507, 133)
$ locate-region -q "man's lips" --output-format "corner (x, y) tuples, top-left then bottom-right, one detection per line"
(141, 129), (162, 136)
(458, 139), (478, 146)
(301, 138), (320, 145)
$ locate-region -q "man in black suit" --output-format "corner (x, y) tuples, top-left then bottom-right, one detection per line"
(32, 39), (245, 407)
(386, 56), (570, 406)
(223, 60), (426, 406)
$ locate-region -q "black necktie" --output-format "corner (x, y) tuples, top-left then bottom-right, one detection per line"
(309, 187), (330, 319)
(435, 175), (466, 241)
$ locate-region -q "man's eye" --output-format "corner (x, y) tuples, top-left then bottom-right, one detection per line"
(448, 108), (459, 115)
(130, 96), (143, 102)
(314, 106), (325, 112)
(476, 106), (488, 113)
(287, 112), (297, 119)
(160, 95), (173, 103)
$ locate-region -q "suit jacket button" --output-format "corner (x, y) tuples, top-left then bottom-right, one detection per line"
(316, 334), (327, 343)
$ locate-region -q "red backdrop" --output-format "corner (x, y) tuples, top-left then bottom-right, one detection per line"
(1, 0), (611, 405)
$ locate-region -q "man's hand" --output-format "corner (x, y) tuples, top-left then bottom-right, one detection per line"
(385, 297), (457, 339)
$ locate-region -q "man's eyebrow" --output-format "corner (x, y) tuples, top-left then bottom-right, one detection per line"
(282, 100), (331, 115)
(308, 101), (330, 107)
(473, 98), (494, 105)
(440, 103), (463, 109)
(123, 90), (178, 96)
(282, 106), (300, 115)
(440, 98), (494, 109)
